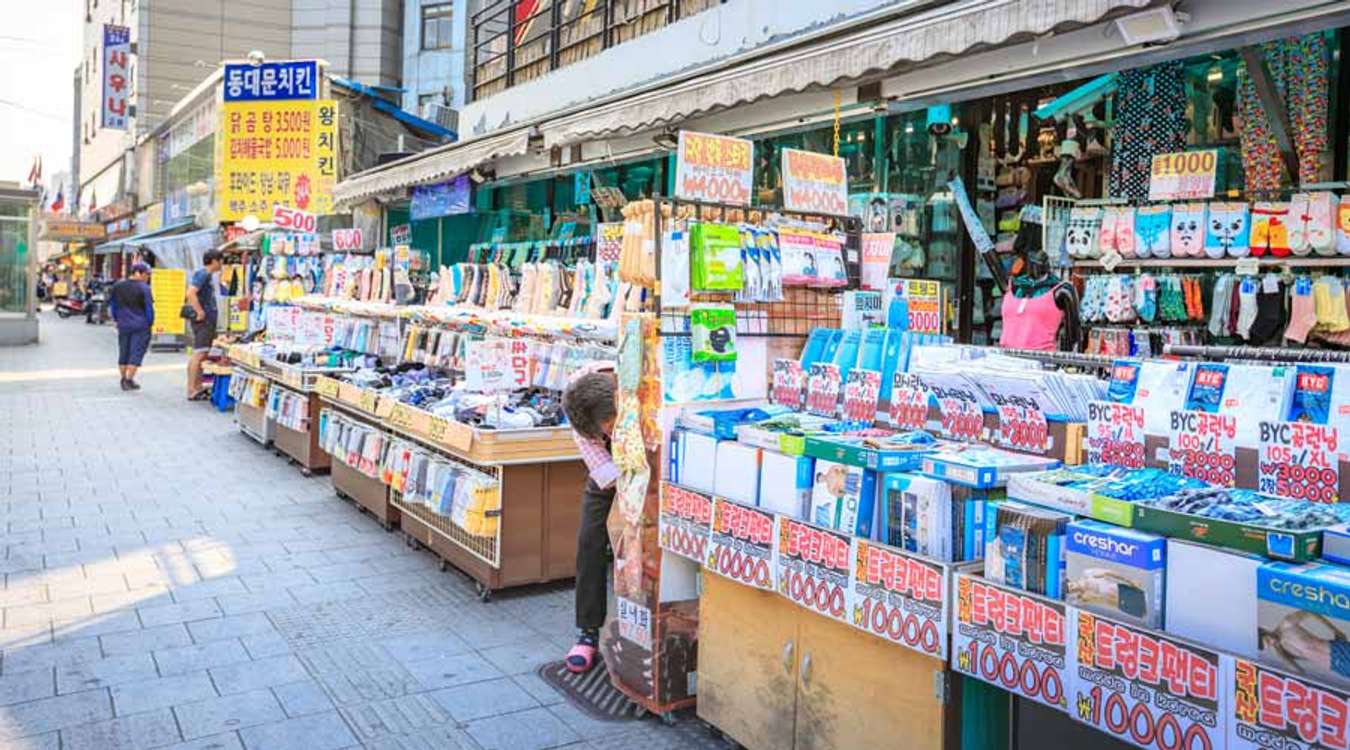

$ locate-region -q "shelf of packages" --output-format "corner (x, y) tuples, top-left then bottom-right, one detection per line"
(226, 344), (263, 371)
(887, 401), (1086, 464)
(266, 383), (331, 475)
(291, 294), (619, 344)
(231, 368), (275, 447)
(1073, 257), (1350, 269)
(318, 404), (399, 531)
(260, 360), (355, 393)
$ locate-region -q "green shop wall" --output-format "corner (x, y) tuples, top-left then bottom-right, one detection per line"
(384, 205), (482, 267)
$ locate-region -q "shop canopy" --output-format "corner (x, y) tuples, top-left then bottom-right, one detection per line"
(93, 219), (197, 256)
(333, 130), (532, 207)
(95, 222), (220, 271)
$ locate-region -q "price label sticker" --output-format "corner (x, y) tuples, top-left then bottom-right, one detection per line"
(771, 359), (806, 410)
(927, 381), (984, 442)
(996, 400), (1049, 454)
(427, 417), (449, 444)
(706, 497), (775, 591)
(1086, 400), (1146, 468)
(1168, 409), (1237, 487)
(358, 390), (379, 414)
(658, 482), (713, 564)
(841, 369), (881, 423)
(849, 540), (947, 659)
(953, 574), (1070, 711)
(775, 517), (851, 623)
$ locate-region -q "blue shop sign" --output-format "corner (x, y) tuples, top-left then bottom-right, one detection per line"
(410, 176), (472, 221)
(223, 61), (319, 102)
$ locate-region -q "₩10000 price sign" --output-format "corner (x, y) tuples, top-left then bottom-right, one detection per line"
(953, 574), (1070, 711)
(1230, 658), (1350, 750)
(706, 497), (775, 591)
(775, 517), (851, 623)
(850, 540), (947, 659)
(658, 483), (713, 564)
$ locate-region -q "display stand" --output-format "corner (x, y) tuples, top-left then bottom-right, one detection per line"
(230, 362), (274, 446)
(318, 395), (399, 530)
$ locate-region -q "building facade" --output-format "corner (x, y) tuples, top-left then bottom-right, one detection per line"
(292, 0), (404, 88)
(401, 0), (468, 123)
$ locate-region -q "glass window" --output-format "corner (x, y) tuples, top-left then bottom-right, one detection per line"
(422, 3), (454, 50)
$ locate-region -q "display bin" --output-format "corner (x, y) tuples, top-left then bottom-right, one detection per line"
(235, 398), (273, 446)
(272, 387), (330, 475)
(331, 457), (396, 530)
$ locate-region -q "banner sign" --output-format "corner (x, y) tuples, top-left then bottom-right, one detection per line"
(273, 205), (317, 234)
(953, 574), (1070, 711)
(658, 482), (713, 564)
(223, 60), (319, 102)
(1231, 658), (1350, 750)
(390, 223), (412, 245)
(596, 223), (624, 263)
(1087, 400), (1147, 468)
(806, 363), (842, 418)
(410, 176), (472, 220)
(1072, 610), (1226, 750)
(39, 219), (106, 242)
(885, 278), (944, 334)
(993, 392), (1049, 454)
(218, 99), (338, 221)
(675, 131), (753, 206)
(841, 369), (882, 422)
(860, 233), (894, 291)
(775, 517), (851, 623)
(331, 227), (363, 252)
(102, 25), (131, 130)
(850, 540), (948, 659)
(149, 269), (187, 337)
(706, 497), (775, 591)
(771, 358), (806, 411)
(781, 148), (848, 215)
(890, 373), (930, 431)
(1258, 421), (1340, 503)
(1168, 409), (1237, 487)
(1149, 149), (1218, 201)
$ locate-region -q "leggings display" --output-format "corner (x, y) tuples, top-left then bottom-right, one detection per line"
(1109, 62), (1188, 200)
(1237, 33), (1330, 190)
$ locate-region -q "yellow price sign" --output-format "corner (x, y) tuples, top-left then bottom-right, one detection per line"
(445, 421), (474, 453)
(315, 377), (339, 399)
(1148, 149), (1217, 201)
(375, 397), (395, 419)
(427, 417), (449, 444)
(358, 390), (379, 414)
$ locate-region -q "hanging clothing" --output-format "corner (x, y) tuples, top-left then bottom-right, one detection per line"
(1000, 283), (1066, 351)
(1109, 62), (1188, 200)
(1237, 33), (1330, 190)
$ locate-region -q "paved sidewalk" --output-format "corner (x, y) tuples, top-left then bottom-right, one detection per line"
(0, 317), (718, 750)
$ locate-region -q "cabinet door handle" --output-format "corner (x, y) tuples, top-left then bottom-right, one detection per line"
(781, 640), (794, 674)
(800, 652), (813, 688)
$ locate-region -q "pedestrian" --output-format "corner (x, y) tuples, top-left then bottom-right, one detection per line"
(560, 365), (618, 674)
(109, 262), (155, 391)
(185, 249), (223, 401)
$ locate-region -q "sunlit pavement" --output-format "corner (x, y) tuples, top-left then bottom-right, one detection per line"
(0, 315), (715, 750)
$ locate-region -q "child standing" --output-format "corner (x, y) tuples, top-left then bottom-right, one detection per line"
(561, 368), (617, 673)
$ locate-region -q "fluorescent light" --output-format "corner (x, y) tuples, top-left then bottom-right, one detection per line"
(1114, 7), (1182, 46)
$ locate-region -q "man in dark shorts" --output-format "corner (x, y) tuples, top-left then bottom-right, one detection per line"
(109, 262), (155, 391)
(186, 249), (223, 401)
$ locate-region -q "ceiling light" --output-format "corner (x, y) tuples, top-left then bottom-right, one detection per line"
(1114, 7), (1181, 46)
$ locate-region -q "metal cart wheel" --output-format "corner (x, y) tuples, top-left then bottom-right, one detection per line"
(475, 582), (492, 602)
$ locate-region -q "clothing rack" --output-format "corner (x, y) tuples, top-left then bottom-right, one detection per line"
(1163, 343), (1350, 363)
(998, 346), (1120, 369)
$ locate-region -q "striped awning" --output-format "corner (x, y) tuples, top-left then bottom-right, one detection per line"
(332, 130), (532, 207)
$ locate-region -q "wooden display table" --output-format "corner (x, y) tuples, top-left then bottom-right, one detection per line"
(331, 459), (396, 530)
(272, 388), (330, 476)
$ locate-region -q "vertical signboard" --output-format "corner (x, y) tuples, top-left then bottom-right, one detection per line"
(102, 25), (131, 130)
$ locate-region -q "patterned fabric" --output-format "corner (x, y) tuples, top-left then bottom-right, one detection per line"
(1109, 62), (1187, 199)
(1237, 34), (1330, 190)
(573, 433), (619, 489)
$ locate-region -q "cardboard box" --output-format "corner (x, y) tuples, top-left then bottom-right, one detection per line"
(1257, 561), (1350, 689)
(1131, 503), (1322, 562)
(877, 474), (953, 561)
(809, 459), (877, 538)
(803, 435), (932, 473)
(1065, 520), (1166, 629)
(758, 450), (813, 520)
(714, 441), (762, 506)
(921, 447), (1061, 489)
(1165, 539), (1261, 659)
(1323, 524), (1350, 566)
(679, 430), (718, 495)
(983, 501), (1070, 599)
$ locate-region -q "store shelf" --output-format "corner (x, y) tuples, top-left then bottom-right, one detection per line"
(1073, 257), (1350, 269)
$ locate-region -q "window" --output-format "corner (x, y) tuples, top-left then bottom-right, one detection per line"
(422, 3), (454, 50)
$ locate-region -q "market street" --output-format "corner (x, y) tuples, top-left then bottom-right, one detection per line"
(0, 318), (714, 750)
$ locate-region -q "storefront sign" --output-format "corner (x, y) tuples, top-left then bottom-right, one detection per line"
(596, 223), (624, 263)
(1087, 400), (1147, 468)
(1149, 149), (1218, 201)
(39, 219), (106, 242)
(658, 482), (713, 564)
(850, 539), (948, 658)
(806, 362), (841, 418)
(953, 574), (1070, 711)
(217, 99), (338, 221)
(890, 373), (929, 431)
(390, 224), (412, 245)
(331, 228), (363, 252)
(223, 60), (319, 102)
(706, 497), (775, 591)
(1072, 610), (1226, 750)
(615, 596), (653, 650)
(149, 269), (187, 336)
(770, 358), (805, 410)
(273, 205), (318, 234)
(1168, 409), (1237, 487)
(884, 278), (944, 334)
(410, 176), (472, 220)
(860, 233), (894, 291)
(1231, 658), (1350, 750)
(775, 517), (851, 623)
(781, 148), (848, 215)
(675, 131), (753, 206)
(1258, 421), (1340, 503)
(102, 25), (130, 130)
(841, 369), (881, 423)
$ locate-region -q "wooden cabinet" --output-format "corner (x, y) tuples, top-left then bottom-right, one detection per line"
(698, 574), (953, 750)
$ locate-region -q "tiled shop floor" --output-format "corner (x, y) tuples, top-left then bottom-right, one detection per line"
(0, 317), (725, 750)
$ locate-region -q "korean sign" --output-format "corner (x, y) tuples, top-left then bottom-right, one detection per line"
(781, 148), (848, 215)
(953, 573), (1071, 711)
(658, 482), (713, 564)
(102, 25), (130, 130)
(1072, 610), (1226, 750)
(1259, 421), (1340, 503)
(890, 373), (929, 431)
(1231, 658), (1350, 750)
(223, 61), (319, 102)
(1168, 410), (1237, 487)
(675, 131), (754, 206)
(775, 517), (851, 623)
(806, 363), (841, 418)
(851, 539), (948, 659)
(841, 369), (881, 423)
(1087, 400), (1148, 468)
(770, 358), (805, 411)
(706, 497), (775, 591)
(1149, 149), (1218, 201)
(218, 99), (338, 221)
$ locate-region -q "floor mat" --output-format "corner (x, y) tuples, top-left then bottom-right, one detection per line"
(538, 659), (642, 721)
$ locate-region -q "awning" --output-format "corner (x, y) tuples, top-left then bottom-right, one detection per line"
(333, 130), (532, 207)
(135, 228), (220, 271)
(94, 219), (197, 255)
(542, 0), (1159, 146)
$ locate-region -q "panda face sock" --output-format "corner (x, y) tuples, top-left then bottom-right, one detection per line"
(1205, 202), (1251, 258)
(1171, 203), (1207, 257)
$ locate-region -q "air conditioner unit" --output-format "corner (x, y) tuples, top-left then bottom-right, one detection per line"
(422, 102), (459, 133)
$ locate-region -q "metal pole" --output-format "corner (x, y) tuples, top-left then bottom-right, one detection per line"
(506, 5), (517, 88)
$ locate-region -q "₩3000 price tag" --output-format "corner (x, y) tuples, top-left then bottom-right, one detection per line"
(890, 373), (929, 431)
(1168, 410), (1236, 487)
(1258, 420), (1340, 503)
(997, 402), (1048, 454)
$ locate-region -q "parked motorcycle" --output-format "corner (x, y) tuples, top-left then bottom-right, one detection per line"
(54, 294), (85, 319)
(84, 285), (108, 325)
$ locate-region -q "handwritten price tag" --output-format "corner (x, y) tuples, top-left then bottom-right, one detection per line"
(997, 402), (1049, 454)
(806, 363), (842, 418)
(771, 359), (806, 410)
(659, 483), (713, 564)
(358, 390), (379, 414)
(675, 131), (754, 206)
(953, 574), (1069, 711)
(889, 373), (929, 430)
(841, 369), (881, 423)
(1086, 400), (1146, 468)
(1168, 409), (1237, 487)
(1258, 421), (1340, 503)
(314, 377), (340, 399)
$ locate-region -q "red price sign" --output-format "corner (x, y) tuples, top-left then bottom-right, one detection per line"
(1258, 421), (1341, 503)
(928, 382), (983, 442)
(1072, 610), (1225, 750)
(996, 400), (1049, 454)
(775, 517), (851, 622)
(331, 227), (363, 251)
(658, 482), (713, 564)
(706, 497), (775, 591)
(506, 339), (532, 388)
(1230, 659), (1350, 750)
(273, 204), (318, 234)
(953, 574), (1069, 711)
(781, 148), (848, 215)
(1168, 410), (1237, 487)
(806, 363), (841, 418)
(1087, 400), (1147, 468)
(675, 131), (754, 206)
(850, 540), (948, 658)
(841, 369), (881, 423)
(771, 359), (805, 410)
(890, 373), (929, 430)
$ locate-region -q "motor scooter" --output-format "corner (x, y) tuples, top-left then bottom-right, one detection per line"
(54, 293), (85, 319)
(84, 284), (108, 325)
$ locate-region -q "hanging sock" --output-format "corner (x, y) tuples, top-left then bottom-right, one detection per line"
(1171, 203), (1208, 258)
(1337, 196), (1350, 256)
(1235, 277), (1259, 340)
(1304, 191), (1336, 256)
(1098, 206), (1120, 257)
(1065, 206), (1102, 258)
(1115, 206), (1138, 258)
(1134, 274), (1158, 322)
(1250, 202), (1291, 258)
(1205, 202), (1251, 258)
(1288, 193), (1312, 256)
(1208, 275), (1235, 337)
(1135, 205), (1171, 258)
(1286, 276), (1317, 343)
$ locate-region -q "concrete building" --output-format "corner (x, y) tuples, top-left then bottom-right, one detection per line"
(292, 0), (403, 88)
(400, 0), (468, 124)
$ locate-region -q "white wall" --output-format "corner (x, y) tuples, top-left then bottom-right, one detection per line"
(401, 0), (468, 114)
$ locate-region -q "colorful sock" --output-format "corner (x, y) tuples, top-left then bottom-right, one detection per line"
(1236, 277), (1259, 339)
(1206, 202), (1251, 258)
(1288, 193), (1311, 255)
(1208, 275), (1234, 337)
(1337, 196), (1350, 256)
(1115, 206), (1138, 258)
(1251, 202), (1291, 258)
(1135, 274), (1157, 322)
(1305, 192), (1336, 256)
(1135, 205), (1171, 258)
(1171, 203), (1207, 257)
(1286, 277), (1317, 343)
(1065, 207), (1102, 258)
(1098, 206), (1120, 256)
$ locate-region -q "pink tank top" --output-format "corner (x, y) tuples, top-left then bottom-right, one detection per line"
(999, 285), (1065, 351)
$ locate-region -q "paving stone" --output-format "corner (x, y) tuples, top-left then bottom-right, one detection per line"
(52, 609), (143, 640)
(430, 676), (540, 721)
(209, 654), (308, 695)
(271, 680), (334, 718)
(479, 637), (561, 676)
(338, 693), (454, 742)
(173, 688), (286, 740)
(57, 653), (159, 694)
(168, 578), (250, 603)
(111, 672), (217, 716)
(239, 632), (293, 659)
(138, 598), (224, 628)
(379, 629), (472, 666)
(2, 636), (103, 673)
(464, 706), (581, 750)
(238, 711), (357, 750)
(0, 688), (114, 739)
(214, 591), (295, 616)
(154, 732), (246, 750)
(101, 623), (193, 655)
(58, 707), (182, 750)
(155, 640), (251, 676)
(0, 666), (55, 706)
(362, 725), (480, 750)
(403, 651), (504, 691)
(187, 613), (277, 644)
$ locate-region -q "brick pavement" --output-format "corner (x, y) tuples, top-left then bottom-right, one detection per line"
(0, 317), (724, 750)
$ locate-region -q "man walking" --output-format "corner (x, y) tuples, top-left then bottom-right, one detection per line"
(109, 262), (155, 391)
(186, 249), (223, 401)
